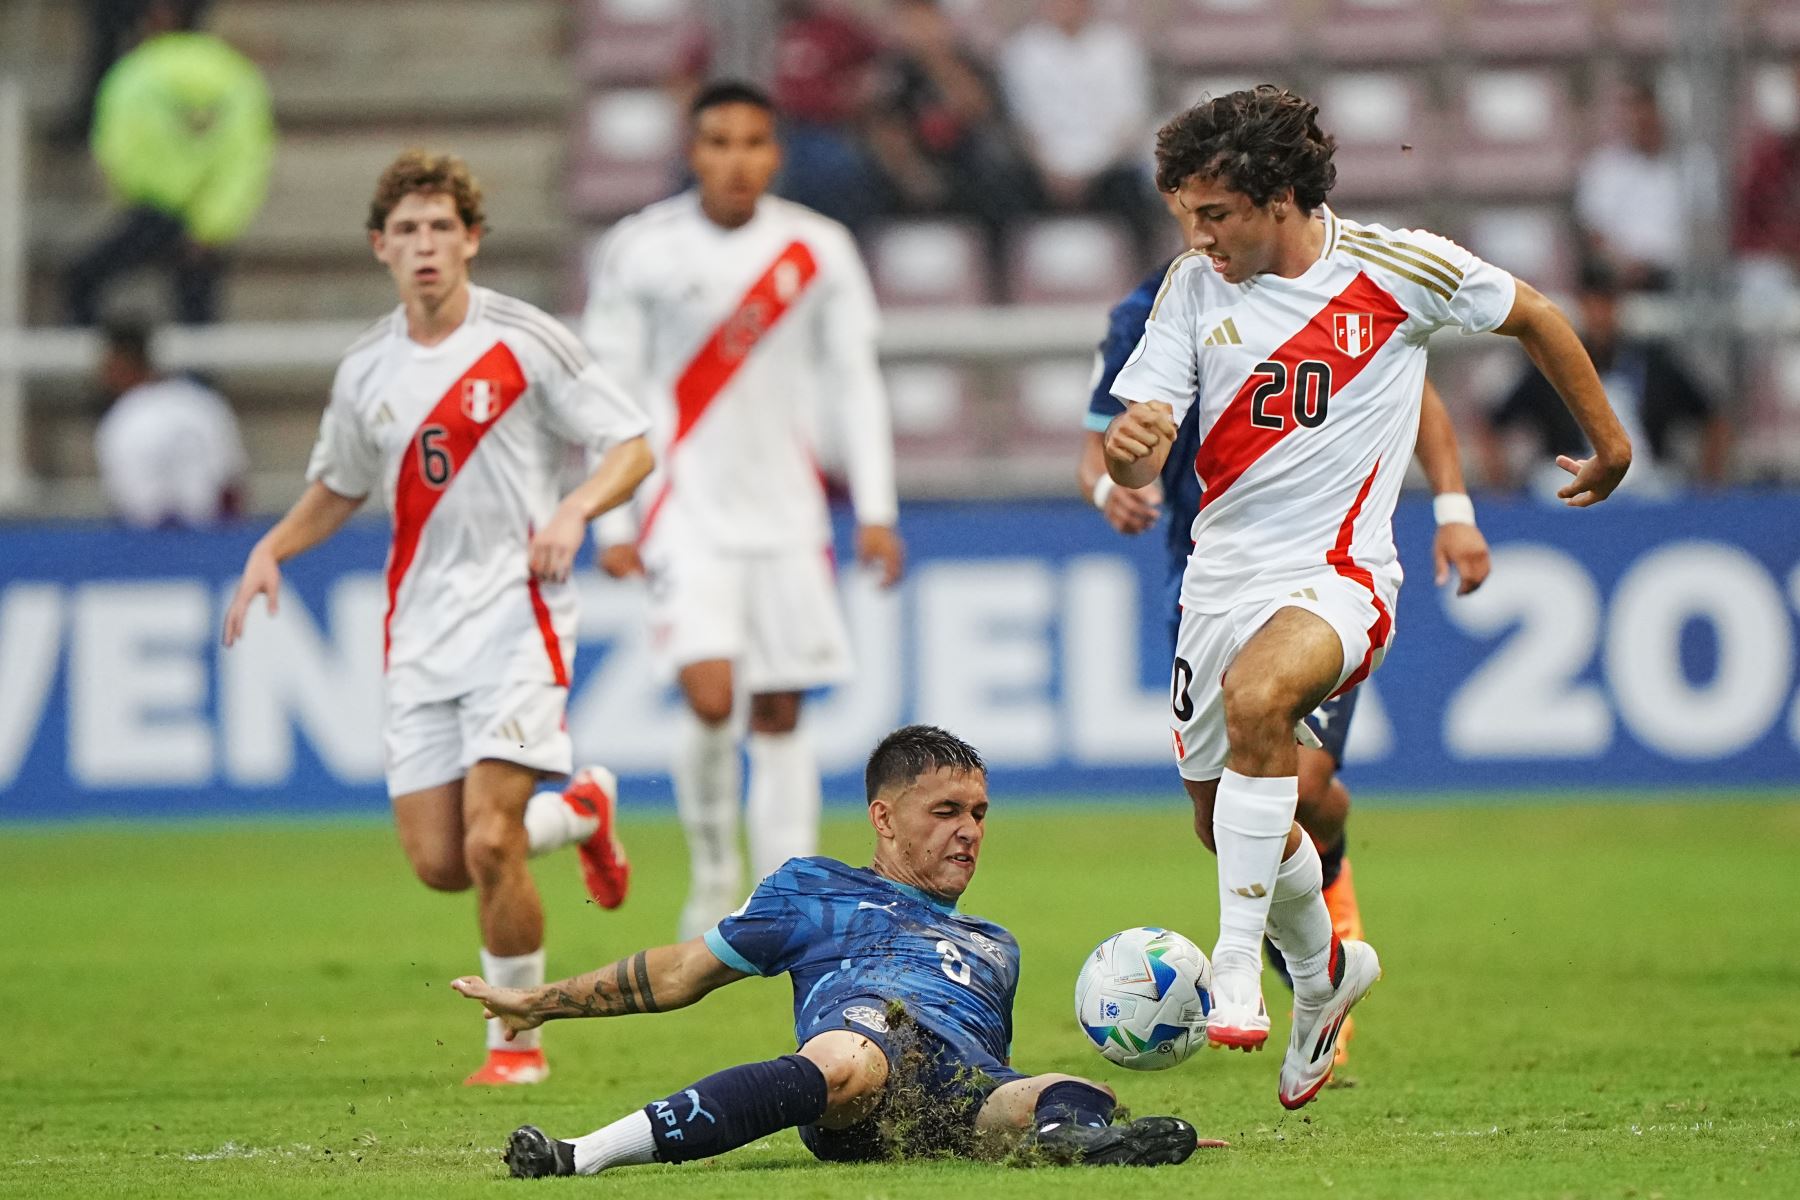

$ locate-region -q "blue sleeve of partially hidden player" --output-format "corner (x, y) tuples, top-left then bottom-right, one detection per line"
(1083, 268), (1164, 434)
(703, 862), (813, 977)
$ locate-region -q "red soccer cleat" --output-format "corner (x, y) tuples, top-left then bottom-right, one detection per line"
(564, 765), (630, 909)
(463, 1047), (549, 1086)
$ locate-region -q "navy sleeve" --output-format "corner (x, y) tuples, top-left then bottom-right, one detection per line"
(1084, 265), (1166, 433)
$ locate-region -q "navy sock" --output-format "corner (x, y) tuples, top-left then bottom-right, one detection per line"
(1320, 832), (1347, 890)
(645, 1054), (829, 1164)
(1034, 1080), (1116, 1131)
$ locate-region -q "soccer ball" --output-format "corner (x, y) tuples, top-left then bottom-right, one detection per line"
(1074, 927), (1213, 1070)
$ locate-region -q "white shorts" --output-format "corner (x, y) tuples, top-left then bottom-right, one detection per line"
(1170, 573), (1395, 782)
(643, 545), (853, 693)
(384, 679), (572, 799)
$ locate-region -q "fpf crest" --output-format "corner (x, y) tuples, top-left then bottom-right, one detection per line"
(1333, 312), (1375, 358)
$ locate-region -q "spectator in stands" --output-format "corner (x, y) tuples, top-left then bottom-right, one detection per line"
(998, 0), (1158, 265)
(1733, 60), (1800, 308)
(56, 0), (211, 143)
(1574, 77), (1686, 293)
(64, 0), (274, 326)
(864, 0), (1036, 287)
(93, 320), (247, 528)
(1481, 263), (1728, 499)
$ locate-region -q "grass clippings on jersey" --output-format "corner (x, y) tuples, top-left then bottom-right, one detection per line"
(1, 793), (1796, 1199)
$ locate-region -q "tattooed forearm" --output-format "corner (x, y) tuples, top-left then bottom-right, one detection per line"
(529, 951), (661, 1021)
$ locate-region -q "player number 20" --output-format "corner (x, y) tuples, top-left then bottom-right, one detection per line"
(935, 939), (972, 986)
(1249, 359), (1332, 431)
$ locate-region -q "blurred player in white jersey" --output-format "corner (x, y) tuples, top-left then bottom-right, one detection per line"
(581, 82), (903, 938)
(223, 152), (654, 1085)
(1105, 87), (1631, 1108)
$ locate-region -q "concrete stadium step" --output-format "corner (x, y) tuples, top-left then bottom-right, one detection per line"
(17, 0), (572, 127)
(33, 123), (568, 256)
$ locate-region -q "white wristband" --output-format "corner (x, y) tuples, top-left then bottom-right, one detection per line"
(1433, 492), (1477, 527)
(1091, 475), (1117, 511)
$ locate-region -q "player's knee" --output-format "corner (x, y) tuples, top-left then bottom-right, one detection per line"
(1222, 673), (1299, 746)
(411, 854), (471, 892)
(687, 689), (733, 726)
(461, 820), (524, 882)
(748, 692), (800, 734)
(799, 1032), (890, 1109)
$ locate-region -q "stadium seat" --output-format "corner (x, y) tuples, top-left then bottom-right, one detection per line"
(569, 88), (681, 220)
(1751, 0), (1800, 50)
(1446, 69), (1579, 198)
(1007, 217), (1136, 305)
(1013, 357), (1100, 437)
(1459, 0), (1597, 61)
(1459, 206), (1576, 296)
(868, 220), (993, 307)
(1312, 0), (1448, 65)
(1316, 72), (1439, 203)
(1605, 0), (1743, 55)
(1157, 0), (1300, 70)
(576, 0), (694, 84)
(882, 362), (986, 474)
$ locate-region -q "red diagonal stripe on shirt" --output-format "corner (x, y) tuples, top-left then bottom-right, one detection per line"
(385, 340), (528, 669)
(1326, 457), (1393, 698)
(636, 240), (820, 545)
(1193, 272), (1407, 511)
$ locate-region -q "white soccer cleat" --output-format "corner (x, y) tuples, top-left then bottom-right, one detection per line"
(1279, 938), (1381, 1109)
(1205, 964), (1271, 1052)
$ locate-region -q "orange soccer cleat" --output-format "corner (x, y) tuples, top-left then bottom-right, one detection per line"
(464, 1047), (549, 1086)
(564, 766), (630, 910)
(1321, 856), (1365, 1068)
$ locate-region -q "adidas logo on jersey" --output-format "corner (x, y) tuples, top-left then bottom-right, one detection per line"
(1201, 318), (1243, 347)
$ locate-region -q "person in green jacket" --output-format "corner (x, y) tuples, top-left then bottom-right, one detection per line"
(64, 0), (273, 325)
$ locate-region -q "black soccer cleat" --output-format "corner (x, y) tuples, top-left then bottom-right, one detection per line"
(504, 1125), (577, 1178)
(1031, 1115), (1200, 1166)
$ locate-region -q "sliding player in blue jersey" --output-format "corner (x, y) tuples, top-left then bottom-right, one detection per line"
(1075, 232), (1492, 1072)
(454, 725), (1223, 1177)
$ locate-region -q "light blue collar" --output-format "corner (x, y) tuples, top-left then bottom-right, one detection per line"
(872, 869), (958, 914)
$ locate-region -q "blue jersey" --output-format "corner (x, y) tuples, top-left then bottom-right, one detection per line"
(1084, 259), (1203, 583)
(704, 857), (1020, 1064)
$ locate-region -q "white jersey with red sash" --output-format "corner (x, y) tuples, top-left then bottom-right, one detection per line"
(580, 192), (897, 555)
(305, 286), (649, 704)
(1113, 209), (1517, 622)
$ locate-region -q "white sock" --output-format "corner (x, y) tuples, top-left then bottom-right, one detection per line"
(571, 1110), (657, 1174)
(1210, 769), (1298, 978)
(523, 789), (598, 858)
(1266, 834), (1337, 1003)
(480, 947), (546, 1051)
(746, 729), (821, 882)
(674, 712), (742, 923)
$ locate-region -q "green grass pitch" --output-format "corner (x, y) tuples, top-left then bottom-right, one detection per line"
(2, 794), (1797, 1198)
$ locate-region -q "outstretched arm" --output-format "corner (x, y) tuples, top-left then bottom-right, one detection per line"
(222, 481), (364, 646)
(1414, 380), (1490, 595)
(450, 938), (746, 1041)
(1493, 280), (1631, 505)
(527, 435), (654, 584)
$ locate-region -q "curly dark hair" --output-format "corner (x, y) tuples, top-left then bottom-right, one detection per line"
(1154, 85), (1337, 213)
(865, 725), (985, 804)
(366, 150), (486, 233)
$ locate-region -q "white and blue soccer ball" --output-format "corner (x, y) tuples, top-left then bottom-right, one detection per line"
(1074, 927), (1213, 1071)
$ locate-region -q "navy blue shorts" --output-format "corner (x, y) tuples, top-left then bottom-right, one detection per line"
(1301, 687), (1359, 767)
(794, 996), (1026, 1163)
